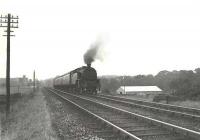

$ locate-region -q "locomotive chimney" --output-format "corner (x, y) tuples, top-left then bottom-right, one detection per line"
(87, 63), (91, 67)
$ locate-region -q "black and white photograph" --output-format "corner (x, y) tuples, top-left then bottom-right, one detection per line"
(0, 0), (200, 140)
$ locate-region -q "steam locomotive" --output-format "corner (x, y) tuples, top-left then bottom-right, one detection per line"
(53, 64), (100, 94)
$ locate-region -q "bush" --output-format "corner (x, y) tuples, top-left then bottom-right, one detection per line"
(153, 94), (180, 103)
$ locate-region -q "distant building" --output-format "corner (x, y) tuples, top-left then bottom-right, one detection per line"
(0, 75), (29, 87)
(116, 86), (162, 95)
(0, 75), (34, 95)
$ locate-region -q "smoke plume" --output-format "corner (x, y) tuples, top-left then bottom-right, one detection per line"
(84, 40), (103, 65)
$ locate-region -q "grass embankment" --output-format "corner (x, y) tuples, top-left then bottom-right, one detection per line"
(1, 90), (57, 140)
(115, 94), (200, 109)
(171, 100), (200, 109)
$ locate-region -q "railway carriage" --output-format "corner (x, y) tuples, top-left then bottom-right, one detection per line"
(53, 64), (100, 94)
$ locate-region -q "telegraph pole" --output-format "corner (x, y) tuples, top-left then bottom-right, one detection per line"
(0, 14), (19, 116)
(123, 76), (125, 94)
(33, 70), (35, 92)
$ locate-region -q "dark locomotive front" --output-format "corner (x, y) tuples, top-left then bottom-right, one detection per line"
(53, 64), (100, 94)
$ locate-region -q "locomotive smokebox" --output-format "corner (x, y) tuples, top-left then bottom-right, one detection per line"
(87, 63), (91, 67)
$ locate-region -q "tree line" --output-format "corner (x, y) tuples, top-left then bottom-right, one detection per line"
(100, 68), (200, 100)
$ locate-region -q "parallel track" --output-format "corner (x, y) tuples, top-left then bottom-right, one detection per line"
(80, 94), (200, 132)
(47, 88), (200, 140)
(99, 94), (200, 116)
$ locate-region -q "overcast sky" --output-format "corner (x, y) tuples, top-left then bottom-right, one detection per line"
(0, 0), (200, 80)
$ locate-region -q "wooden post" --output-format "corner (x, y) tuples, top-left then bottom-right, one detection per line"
(0, 13), (19, 117)
(6, 14), (11, 116)
(123, 76), (125, 94)
(33, 70), (35, 92)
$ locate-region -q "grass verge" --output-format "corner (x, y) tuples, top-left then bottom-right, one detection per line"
(1, 90), (57, 140)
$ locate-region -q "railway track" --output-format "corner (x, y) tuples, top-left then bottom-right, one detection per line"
(80, 94), (200, 132)
(46, 88), (200, 140)
(45, 88), (139, 140)
(99, 94), (200, 116)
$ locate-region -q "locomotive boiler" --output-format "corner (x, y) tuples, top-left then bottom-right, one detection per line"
(53, 64), (100, 94)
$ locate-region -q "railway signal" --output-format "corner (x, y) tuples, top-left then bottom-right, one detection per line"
(0, 13), (19, 116)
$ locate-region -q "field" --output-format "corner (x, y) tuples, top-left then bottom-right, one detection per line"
(0, 86), (34, 95)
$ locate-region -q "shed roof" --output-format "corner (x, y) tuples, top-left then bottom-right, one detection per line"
(119, 86), (162, 92)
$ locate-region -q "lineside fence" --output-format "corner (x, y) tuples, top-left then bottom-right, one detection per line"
(0, 85), (35, 95)
(0, 85), (37, 104)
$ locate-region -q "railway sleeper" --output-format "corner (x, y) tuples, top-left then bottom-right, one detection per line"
(135, 131), (171, 137)
(120, 126), (152, 130)
(126, 127), (160, 132)
(112, 121), (138, 126)
(109, 119), (137, 124)
(140, 135), (186, 140)
(100, 135), (122, 140)
(108, 116), (131, 120)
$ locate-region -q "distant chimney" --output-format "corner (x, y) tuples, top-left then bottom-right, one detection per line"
(87, 63), (91, 67)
